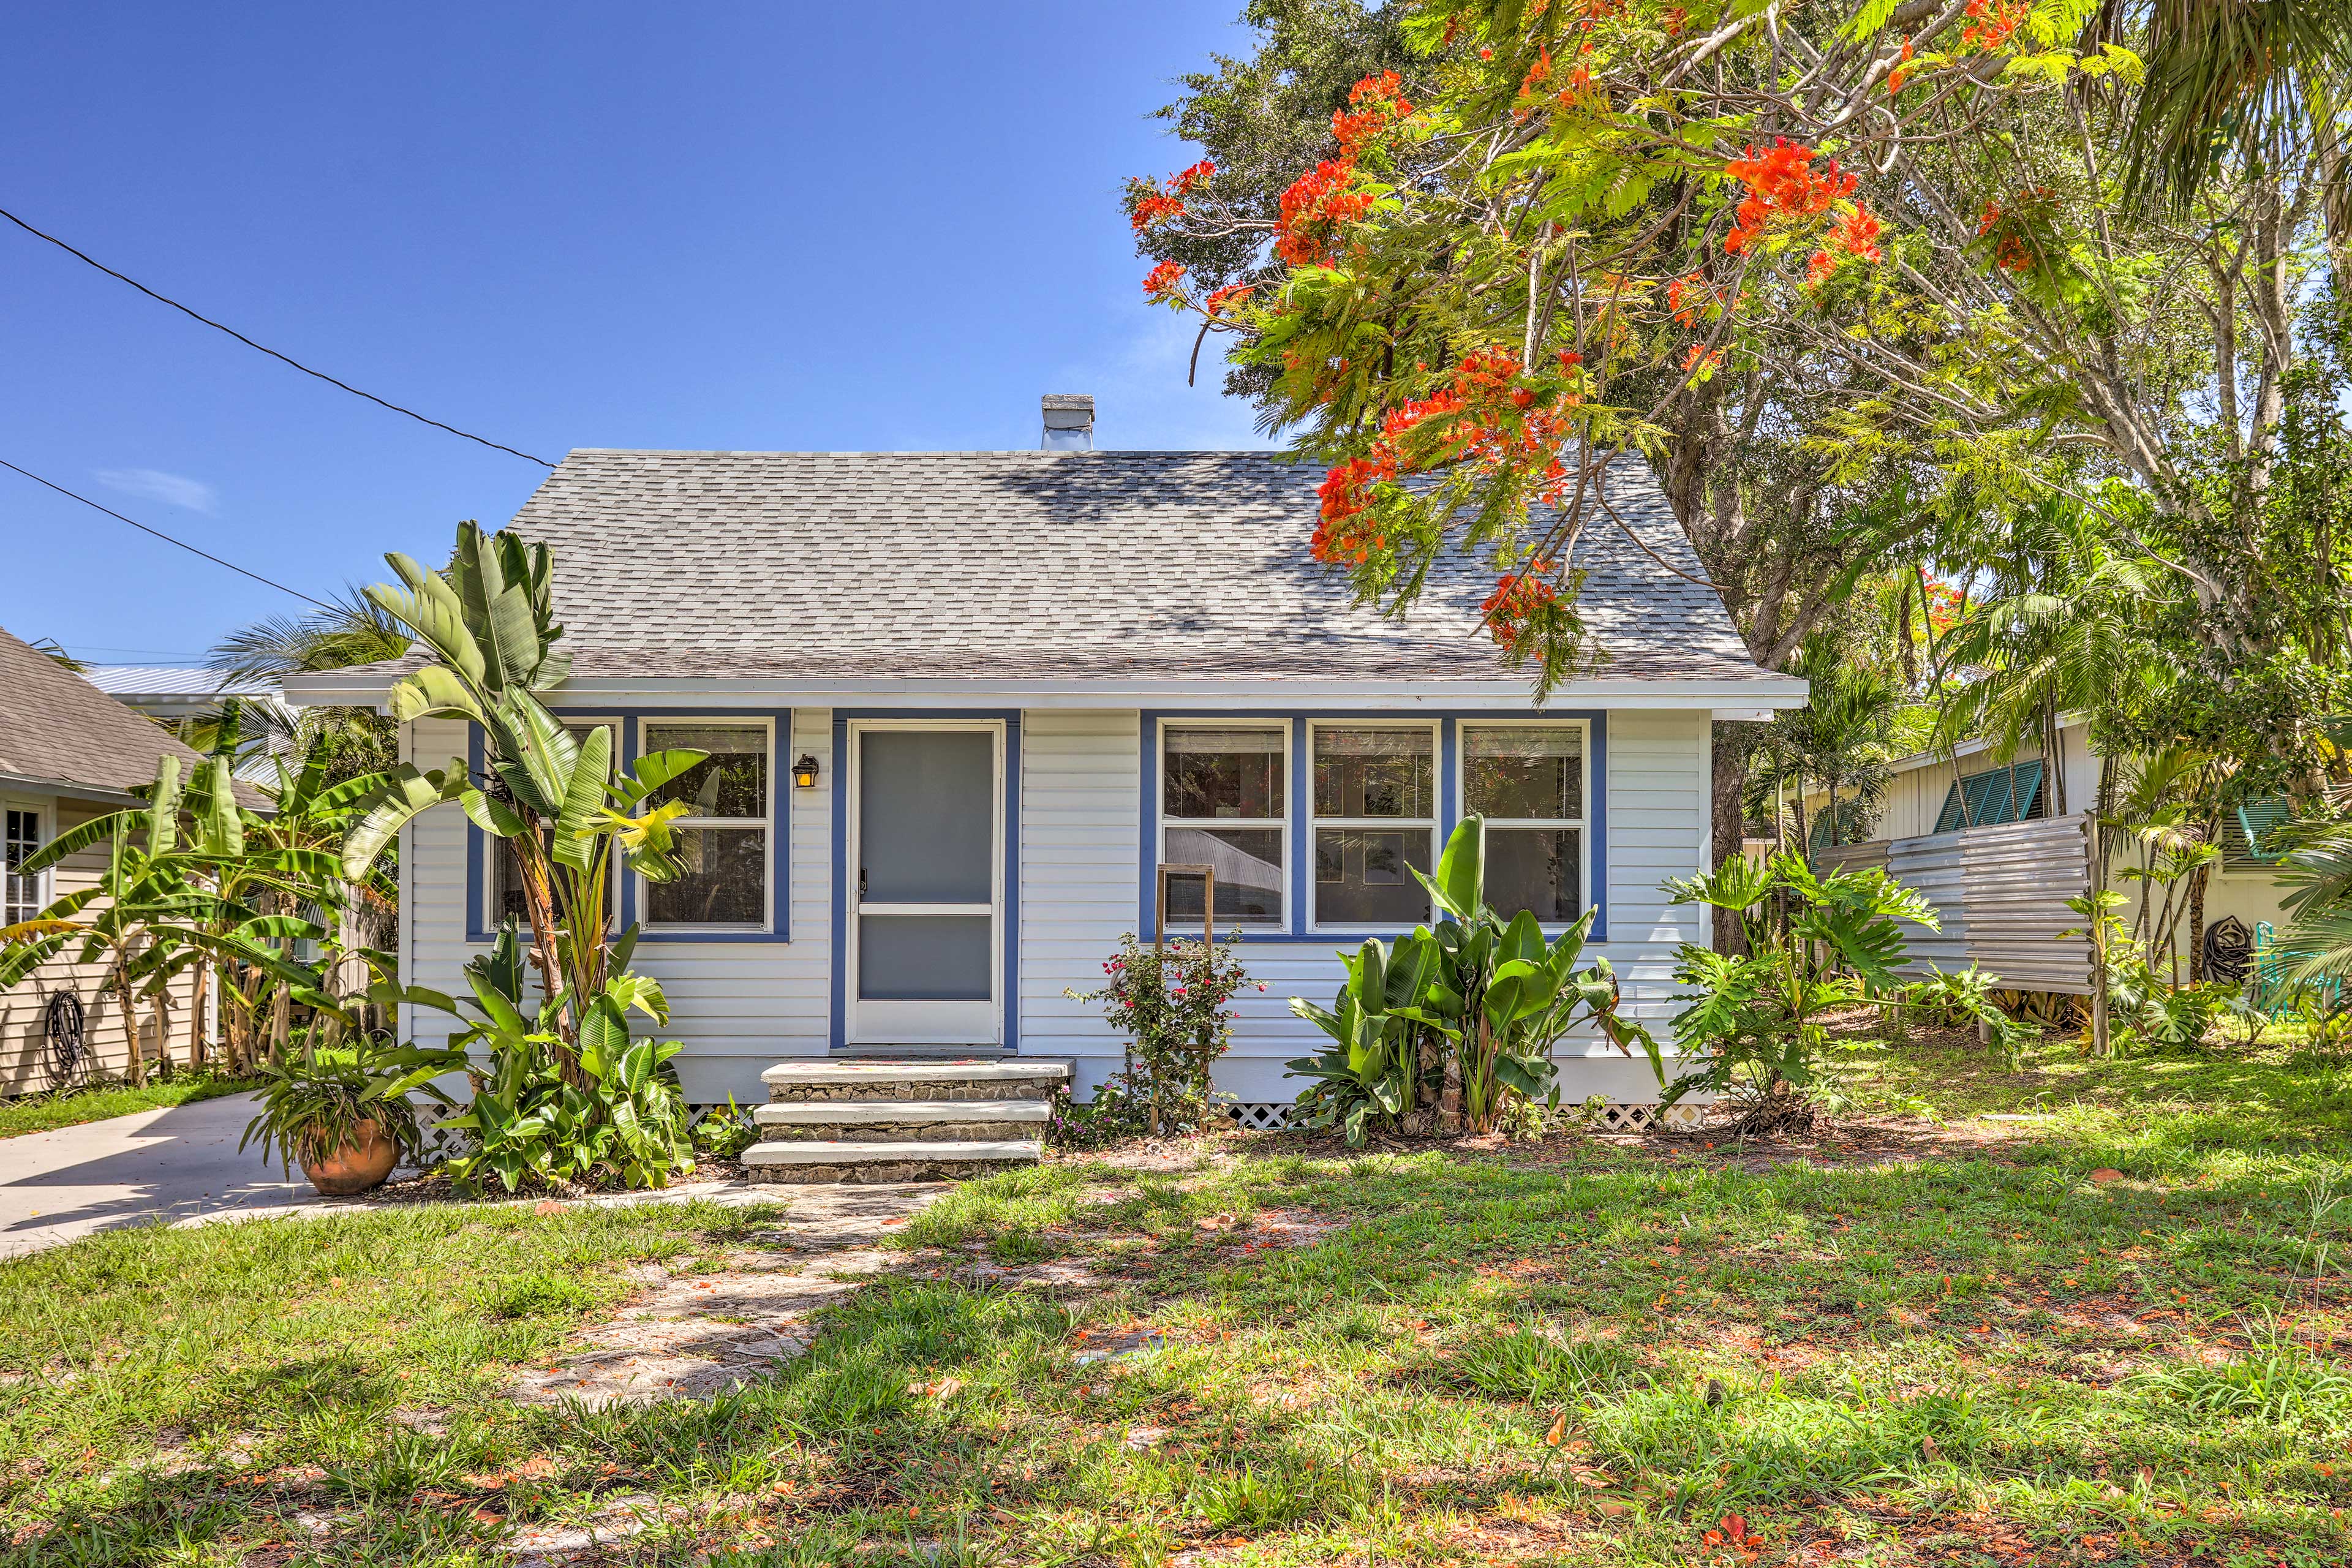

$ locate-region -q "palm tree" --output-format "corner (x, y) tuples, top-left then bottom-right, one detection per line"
(2275, 715), (2352, 982)
(208, 588), (412, 787)
(2115, 0), (2352, 225)
(1752, 638), (1902, 860)
(1932, 496), (2168, 822)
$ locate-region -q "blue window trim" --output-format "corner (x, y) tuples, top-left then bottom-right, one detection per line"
(829, 710), (1022, 1053)
(1139, 709), (1607, 946)
(462, 709), (794, 945)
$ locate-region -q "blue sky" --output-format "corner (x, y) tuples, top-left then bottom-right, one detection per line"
(0, 2), (1269, 663)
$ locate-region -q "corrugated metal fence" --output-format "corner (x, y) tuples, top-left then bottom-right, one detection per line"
(1814, 813), (2093, 994)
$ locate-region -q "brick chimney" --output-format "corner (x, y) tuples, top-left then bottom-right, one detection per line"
(1040, 393), (1094, 451)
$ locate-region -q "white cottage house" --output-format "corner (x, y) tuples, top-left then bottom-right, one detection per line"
(284, 399), (1806, 1145)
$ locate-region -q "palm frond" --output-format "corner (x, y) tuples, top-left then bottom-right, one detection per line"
(207, 586), (411, 682)
(2120, 0), (2352, 213)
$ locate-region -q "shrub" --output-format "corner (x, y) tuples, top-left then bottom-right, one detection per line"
(1065, 931), (1256, 1136)
(1663, 851), (2024, 1132)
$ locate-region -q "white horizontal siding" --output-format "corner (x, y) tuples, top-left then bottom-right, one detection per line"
(400, 712), (833, 1106)
(398, 705), (1715, 1110)
(1020, 708), (1713, 1104)
(1018, 710), (1139, 1091)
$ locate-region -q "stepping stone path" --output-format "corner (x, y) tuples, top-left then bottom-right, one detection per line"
(742, 1057), (1067, 1182)
(510, 1182), (943, 1409)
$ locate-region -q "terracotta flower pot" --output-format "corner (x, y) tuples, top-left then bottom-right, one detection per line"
(301, 1120), (401, 1196)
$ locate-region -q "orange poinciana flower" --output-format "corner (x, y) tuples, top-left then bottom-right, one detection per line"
(1142, 259), (1185, 299)
(1280, 73), (1413, 266)
(1332, 70), (1411, 154)
(1313, 345), (1590, 567)
(1202, 282), (1256, 316)
(1723, 140), (1856, 254)
(1961, 0), (2027, 50)
(1482, 560), (1559, 654)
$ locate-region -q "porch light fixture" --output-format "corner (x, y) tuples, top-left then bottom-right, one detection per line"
(791, 753), (821, 790)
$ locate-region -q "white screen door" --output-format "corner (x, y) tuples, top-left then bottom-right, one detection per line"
(848, 723), (1002, 1044)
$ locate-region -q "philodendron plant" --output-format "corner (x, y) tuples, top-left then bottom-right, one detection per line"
(374, 925), (695, 1192)
(1287, 816), (1658, 1143)
(1660, 850), (2026, 1132)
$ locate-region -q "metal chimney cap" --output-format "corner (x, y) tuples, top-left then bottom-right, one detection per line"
(1041, 393), (1095, 450)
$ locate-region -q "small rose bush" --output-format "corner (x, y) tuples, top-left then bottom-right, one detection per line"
(1064, 930), (1261, 1137)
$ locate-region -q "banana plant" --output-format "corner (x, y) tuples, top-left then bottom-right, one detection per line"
(189, 735), (402, 1068)
(1287, 816), (1656, 1142)
(1287, 930), (1443, 1142)
(1416, 816), (1657, 1133)
(0, 755), (325, 1084)
(339, 521), (705, 1087)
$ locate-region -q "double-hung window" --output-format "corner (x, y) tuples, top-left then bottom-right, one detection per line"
(4, 809), (42, 925)
(641, 720), (772, 930)
(1311, 724), (1436, 927)
(1160, 725), (1286, 927)
(1464, 723), (1587, 923)
(489, 720), (620, 928)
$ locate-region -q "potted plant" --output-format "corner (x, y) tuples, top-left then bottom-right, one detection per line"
(240, 1046), (420, 1195)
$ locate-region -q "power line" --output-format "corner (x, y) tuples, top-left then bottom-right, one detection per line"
(0, 203), (556, 468)
(0, 457), (334, 609)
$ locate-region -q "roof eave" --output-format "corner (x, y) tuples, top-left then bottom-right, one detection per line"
(0, 769), (148, 806)
(284, 671), (1811, 712)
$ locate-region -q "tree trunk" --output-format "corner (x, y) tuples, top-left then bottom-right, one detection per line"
(114, 964), (146, 1088)
(1711, 723), (1752, 955)
(190, 957), (211, 1070)
(150, 992), (173, 1080)
(2187, 859), (2211, 986)
(2088, 758), (2114, 1057)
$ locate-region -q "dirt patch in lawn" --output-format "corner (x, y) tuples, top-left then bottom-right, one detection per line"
(508, 1182), (944, 1409)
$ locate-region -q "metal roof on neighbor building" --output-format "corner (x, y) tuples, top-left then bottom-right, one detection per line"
(80, 666), (279, 704)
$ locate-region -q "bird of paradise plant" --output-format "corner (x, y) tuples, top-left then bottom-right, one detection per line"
(340, 521), (704, 1093)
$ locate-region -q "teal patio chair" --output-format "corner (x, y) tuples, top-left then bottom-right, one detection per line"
(2248, 921), (2345, 1018)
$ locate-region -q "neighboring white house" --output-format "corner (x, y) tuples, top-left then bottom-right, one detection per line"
(1803, 716), (2297, 998)
(283, 399), (1808, 1119)
(81, 666), (292, 785)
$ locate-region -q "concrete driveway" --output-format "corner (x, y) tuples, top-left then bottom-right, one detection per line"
(0, 1091), (317, 1258)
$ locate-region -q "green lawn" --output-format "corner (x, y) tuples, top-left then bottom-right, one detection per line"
(2, 1032), (2348, 1565)
(0, 1074), (259, 1140)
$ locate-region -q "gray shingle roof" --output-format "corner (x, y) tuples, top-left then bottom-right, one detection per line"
(0, 628), (210, 797)
(366, 449), (1776, 686)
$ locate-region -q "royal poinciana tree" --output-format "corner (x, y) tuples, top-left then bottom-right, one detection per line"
(1128, 0), (2352, 901)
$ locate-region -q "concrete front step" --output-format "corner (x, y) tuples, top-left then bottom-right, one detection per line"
(754, 1098), (1051, 1143)
(761, 1058), (1070, 1105)
(741, 1138), (1042, 1185)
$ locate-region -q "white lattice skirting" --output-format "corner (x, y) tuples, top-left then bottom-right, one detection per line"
(1216, 1100), (1703, 1133)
